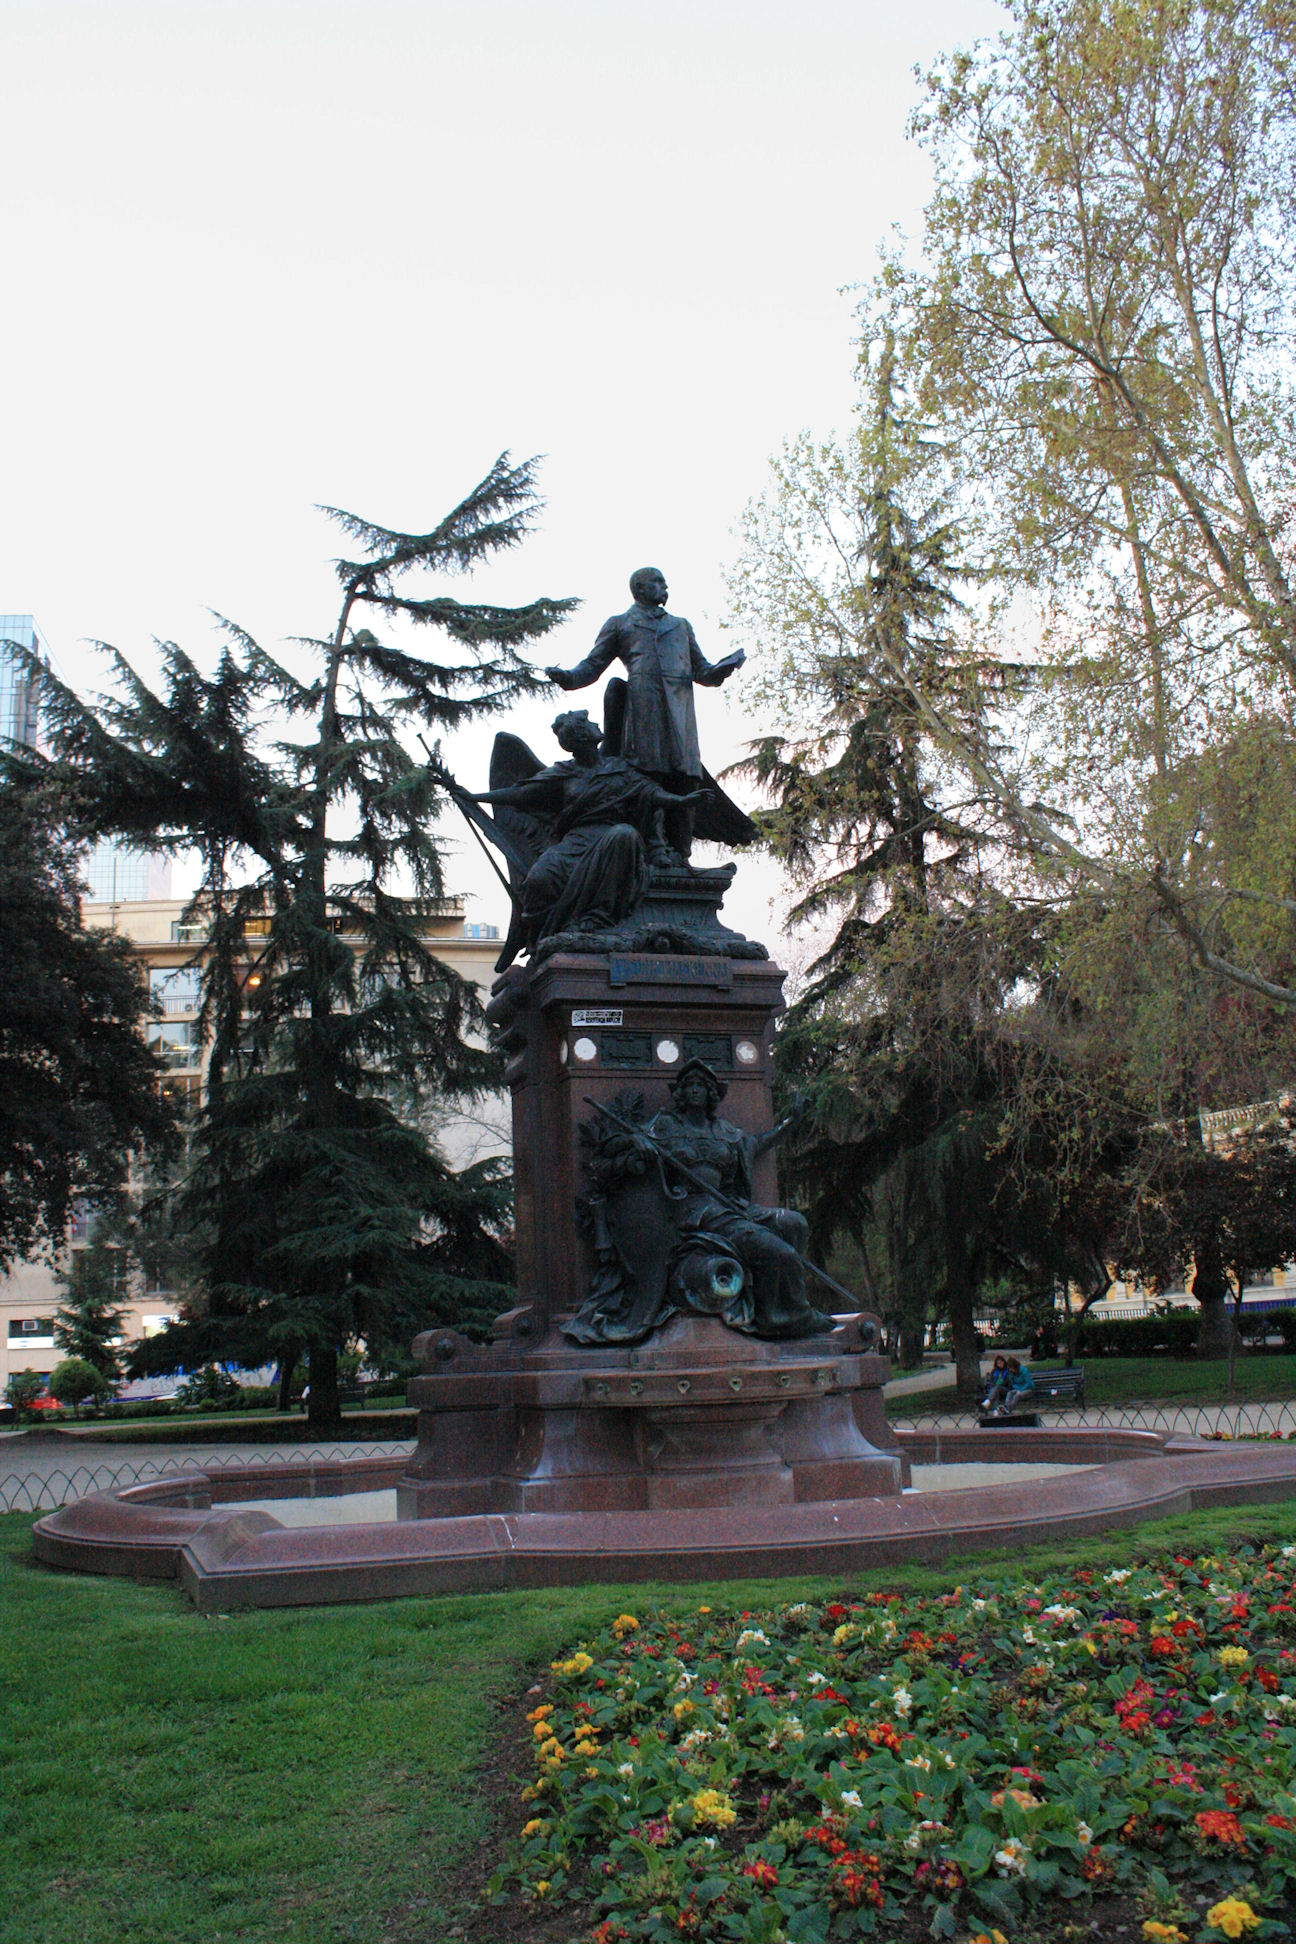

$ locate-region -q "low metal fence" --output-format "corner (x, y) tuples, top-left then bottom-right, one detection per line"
(0, 1438), (416, 1514)
(889, 1398), (1296, 1440)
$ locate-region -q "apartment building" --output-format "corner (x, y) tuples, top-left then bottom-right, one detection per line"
(1, 884), (507, 1387)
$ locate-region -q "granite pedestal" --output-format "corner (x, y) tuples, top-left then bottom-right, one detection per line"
(397, 917), (906, 1520)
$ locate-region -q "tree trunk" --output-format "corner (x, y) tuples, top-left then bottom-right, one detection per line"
(947, 1282), (983, 1398)
(306, 1340), (342, 1436)
(898, 1319), (926, 1370)
(1227, 1271), (1246, 1396)
(1193, 1235), (1233, 1358)
(275, 1347), (299, 1414)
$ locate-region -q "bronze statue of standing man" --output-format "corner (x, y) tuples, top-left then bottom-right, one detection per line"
(545, 567), (746, 859)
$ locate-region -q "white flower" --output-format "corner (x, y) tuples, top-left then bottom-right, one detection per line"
(1076, 1821), (1093, 1846)
(1021, 1627), (1037, 1645)
(1282, 1545), (1295, 1558)
(906, 1819), (948, 1851)
(1042, 1604), (1079, 1623)
(893, 1686), (913, 1718)
(617, 1762), (635, 1778)
(703, 1836), (717, 1850)
(972, 1598), (988, 1612)
(824, 1725), (849, 1740)
(994, 1837), (1029, 1877)
(1104, 1568), (1131, 1584)
(679, 1729), (712, 1755)
(807, 1671), (828, 1686)
(736, 1628), (769, 1650)
(905, 1754), (932, 1772)
(840, 1789), (862, 1810)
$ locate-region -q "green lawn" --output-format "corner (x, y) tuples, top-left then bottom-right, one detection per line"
(886, 1350), (1296, 1415)
(7, 1501), (1296, 1943)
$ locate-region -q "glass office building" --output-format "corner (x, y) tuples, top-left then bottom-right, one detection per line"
(83, 840), (173, 903)
(0, 613), (46, 749)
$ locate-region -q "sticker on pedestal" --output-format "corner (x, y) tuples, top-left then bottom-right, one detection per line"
(572, 1008), (623, 1026)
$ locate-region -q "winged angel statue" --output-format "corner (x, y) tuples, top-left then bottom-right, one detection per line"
(438, 709), (709, 971)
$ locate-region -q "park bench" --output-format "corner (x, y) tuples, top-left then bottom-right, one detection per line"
(978, 1362), (1085, 1427)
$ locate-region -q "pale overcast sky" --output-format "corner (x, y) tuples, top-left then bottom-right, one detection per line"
(2, 0), (1003, 934)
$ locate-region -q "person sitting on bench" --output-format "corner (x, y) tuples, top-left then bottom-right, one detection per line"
(979, 1356), (1009, 1413)
(990, 1357), (1035, 1417)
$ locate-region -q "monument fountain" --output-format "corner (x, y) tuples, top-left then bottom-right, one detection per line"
(33, 567), (1296, 1607)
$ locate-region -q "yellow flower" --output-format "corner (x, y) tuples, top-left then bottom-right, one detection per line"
(1218, 1646), (1251, 1669)
(969, 1931), (1009, 1944)
(526, 1702), (554, 1722)
(532, 1719), (554, 1740)
(1206, 1898), (1260, 1939)
(1141, 1923), (1188, 1943)
(612, 1613), (639, 1638)
(573, 1739), (599, 1757)
(533, 1879), (551, 1899)
(520, 1784), (537, 1802)
(537, 1737), (563, 1762)
(551, 1651), (594, 1676)
(697, 1605), (712, 1614)
(673, 1699), (695, 1721)
(521, 1818), (546, 1839)
(584, 1765), (598, 1778)
(832, 1623), (857, 1646)
(692, 1787), (738, 1829)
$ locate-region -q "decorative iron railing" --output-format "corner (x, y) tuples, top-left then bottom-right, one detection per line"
(0, 1438), (415, 1513)
(889, 1398), (1296, 1440)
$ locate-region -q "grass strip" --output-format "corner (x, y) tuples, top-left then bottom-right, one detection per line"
(886, 1352), (1296, 1416)
(7, 1502), (1296, 1942)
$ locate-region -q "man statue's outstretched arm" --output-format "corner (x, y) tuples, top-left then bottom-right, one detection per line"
(546, 614), (622, 690)
(687, 620), (745, 687)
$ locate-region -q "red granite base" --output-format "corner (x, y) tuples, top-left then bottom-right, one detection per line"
(397, 1314), (907, 1516)
(30, 1428), (1296, 1611)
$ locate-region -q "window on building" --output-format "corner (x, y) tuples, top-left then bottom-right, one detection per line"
(8, 1318), (55, 1339)
(150, 966), (202, 1013)
(147, 1019), (202, 1071)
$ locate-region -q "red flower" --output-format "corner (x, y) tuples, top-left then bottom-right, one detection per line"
(742, 1860), (779, 1889)
(1194, 1808), (1247, 1849)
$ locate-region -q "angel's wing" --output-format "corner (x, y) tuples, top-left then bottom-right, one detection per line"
(487, 732), (553, 973)
(488, 733), (552, 879)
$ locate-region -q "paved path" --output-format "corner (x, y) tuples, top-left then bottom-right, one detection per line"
(0, 1430), (413, 1509)
(883, 1350), (1029, 1398)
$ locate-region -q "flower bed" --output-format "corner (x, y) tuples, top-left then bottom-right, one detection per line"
(496, 1547), (1296, 1942)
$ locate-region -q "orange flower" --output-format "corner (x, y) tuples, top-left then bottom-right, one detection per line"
(1194, 1808), (1247, 1849)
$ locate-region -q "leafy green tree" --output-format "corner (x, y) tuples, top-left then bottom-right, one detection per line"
(4, 1369), (47, 1422)
(884, 0), (1296, 1009)
(28, 455), (574, 1433)
(729, 338), (1043, 1391)
(48, 1356), (108, 1415)
(0, 781), (175, 1270)
(54, 1237), (130, 1383)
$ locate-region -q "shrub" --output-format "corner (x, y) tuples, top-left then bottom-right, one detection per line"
(4, 1368), (48, 1422)
(1076, 1311), (1200, 1358)
(48, 1356), (109, 1414)
(176, 1365), (242, 1408)
(99, 1397), (177, 1419)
